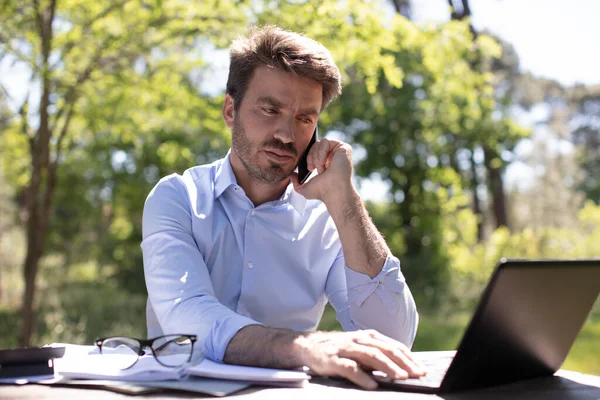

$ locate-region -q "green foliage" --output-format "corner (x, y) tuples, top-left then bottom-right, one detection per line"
(444, 200), (600, 309)
(569, 86), (600, 204)
(0, 260), (147, 348)
(1, 0), (597, 374)
(1, 0), (248, 293)
(0, 0), (529, 298)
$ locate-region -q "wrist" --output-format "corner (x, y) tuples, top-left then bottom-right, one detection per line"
(225, 326), (309, 369)
(290, 332), (315, 367)
(292, 331), (332, 368)
(323, 185), (361, 225)
(321, 179), (355, 203)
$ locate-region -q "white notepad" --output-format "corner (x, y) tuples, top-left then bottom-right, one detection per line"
(52, 343), (309, 385)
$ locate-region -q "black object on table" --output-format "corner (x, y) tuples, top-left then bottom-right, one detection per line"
(0, 346), (65, 379)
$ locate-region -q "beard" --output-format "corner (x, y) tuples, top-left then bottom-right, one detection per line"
(231, 116), (298, 184)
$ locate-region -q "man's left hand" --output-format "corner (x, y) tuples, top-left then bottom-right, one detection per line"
(291, 138), (354, 206)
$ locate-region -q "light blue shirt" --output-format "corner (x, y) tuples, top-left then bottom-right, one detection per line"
(142, 152), (418, 362)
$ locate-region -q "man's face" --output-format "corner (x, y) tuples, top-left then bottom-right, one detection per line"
(225, 66), (322, 184)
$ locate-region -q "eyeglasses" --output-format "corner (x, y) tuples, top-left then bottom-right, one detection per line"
(95, 334), (197, 370)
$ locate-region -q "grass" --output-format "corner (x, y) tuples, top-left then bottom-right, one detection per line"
(318, 304), (600, 375)
(562, 318), (600, 374)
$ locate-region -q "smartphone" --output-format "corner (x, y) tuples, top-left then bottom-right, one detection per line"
(298, 126), (318, 184)
(0, 346), (65, 365)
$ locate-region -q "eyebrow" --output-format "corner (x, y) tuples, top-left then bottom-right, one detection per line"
(256, 96), (320, 116)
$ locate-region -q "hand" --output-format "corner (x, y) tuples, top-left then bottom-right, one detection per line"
(296, 329), (426, 390)
(291, 138), (354, 205)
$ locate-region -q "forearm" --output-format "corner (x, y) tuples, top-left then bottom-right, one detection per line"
(223, 325), (309, 368)
(324, 186), (389, 278)
(225, 325), (426, 389)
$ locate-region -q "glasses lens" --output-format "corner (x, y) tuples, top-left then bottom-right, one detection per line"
(152, 335), (194, 367)
(100, 337), (141, 369)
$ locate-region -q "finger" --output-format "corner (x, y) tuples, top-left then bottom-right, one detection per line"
(335, 357), (378, 390)
(306, 139), (324, 173)
(307, 147), (319, 174)
(377, 342), (425, 378)
(353, 335), (425, 377)
(306, 150), (315, 171)
(359, 339), (425, 377)
(364, 330), (411, 353)
(362, 330), (424, 370)
(291, 172), (309, 195)
(291, 171), (319, 201)
(315, 138), (330, 174)
(290, 172), (301, 189)
(339, 345), (409, 381)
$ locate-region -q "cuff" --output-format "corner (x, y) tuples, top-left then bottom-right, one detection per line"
(345, 254), (406, 314)
(202, 314), (262, 362)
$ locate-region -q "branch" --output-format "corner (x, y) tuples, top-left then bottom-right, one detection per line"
(33, 0), (43, 37)
(0, 32), (36, 66)
(16, 94), (35, 154)
(50, 42), (110, 132)
(447, 0), (459, 20)
(0, 83), (13, 104)
(50, 0), (129, 71)
(54, 100), (74, 164)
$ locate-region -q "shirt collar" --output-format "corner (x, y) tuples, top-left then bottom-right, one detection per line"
(214, 150), (238, 199)
(214, 150), (307, 216)
(283, 182), (307, 216)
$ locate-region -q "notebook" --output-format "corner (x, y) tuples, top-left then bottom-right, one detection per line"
(52, 343), (309, 386)
(374, 259), (600, 393)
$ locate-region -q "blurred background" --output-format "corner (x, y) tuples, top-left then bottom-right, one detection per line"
(0, 0), (598, 374)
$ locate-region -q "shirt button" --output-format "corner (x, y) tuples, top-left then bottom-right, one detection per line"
(251, 210), (256, 216)
(247, 262), (254, 269)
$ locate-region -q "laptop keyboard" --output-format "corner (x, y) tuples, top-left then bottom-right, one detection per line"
(373, 356), (453, 388)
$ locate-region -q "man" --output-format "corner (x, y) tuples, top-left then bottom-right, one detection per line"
(142, 25), (423, 390)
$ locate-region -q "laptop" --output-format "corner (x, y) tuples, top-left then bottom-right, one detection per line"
(374, 259), (600, 393)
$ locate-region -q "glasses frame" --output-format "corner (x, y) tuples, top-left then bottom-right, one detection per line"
(95, 334), (197, 369)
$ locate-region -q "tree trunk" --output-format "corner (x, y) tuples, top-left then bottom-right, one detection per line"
(470, 152), (484, 241)
(19, 0), (57, 347)
(485, 148), (509, 229)
(390, 0), (411, 19)
(19, 161), (58, 346)
(20, 227), (43, 346)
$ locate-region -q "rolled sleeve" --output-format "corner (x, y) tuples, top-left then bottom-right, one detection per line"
(345, 255), (407, 313)
(142, 177), (259, 362)
(326, 251), (419, 347)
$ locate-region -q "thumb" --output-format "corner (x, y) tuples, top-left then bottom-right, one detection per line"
(290, 172), (303, 194)
(291, 172), (319, 200)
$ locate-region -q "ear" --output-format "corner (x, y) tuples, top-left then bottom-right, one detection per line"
(222, 94), (235, 129)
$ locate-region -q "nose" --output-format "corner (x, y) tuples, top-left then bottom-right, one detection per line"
(273, 117), (296, 144)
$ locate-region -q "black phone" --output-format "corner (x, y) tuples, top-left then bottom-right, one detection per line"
(298, 126), (318, 184)
(0, 346), (65, 365)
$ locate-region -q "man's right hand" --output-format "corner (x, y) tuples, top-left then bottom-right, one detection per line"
(295, 329), (426, 390)
(225, 326), (426, 390)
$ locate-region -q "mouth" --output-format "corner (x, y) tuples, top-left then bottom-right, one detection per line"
(264, 149), (295, 163)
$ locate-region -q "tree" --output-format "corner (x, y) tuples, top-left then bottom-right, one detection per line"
(446, 0), (519, 235)
(569, 84), (600, 204)
(389, 0), (412, 19)
(502, 73), (590, 230)
(0, 0), (246, 346)
(0, 89), (14, 301)
(0, 0), (534, 343)
(247, 1), (529, 306)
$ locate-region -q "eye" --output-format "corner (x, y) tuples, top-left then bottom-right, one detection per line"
(299, 117), (313, 124)
(263, 108), (278, 114)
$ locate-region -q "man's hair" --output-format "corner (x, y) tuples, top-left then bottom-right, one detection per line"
(226, 25), (342, 111)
